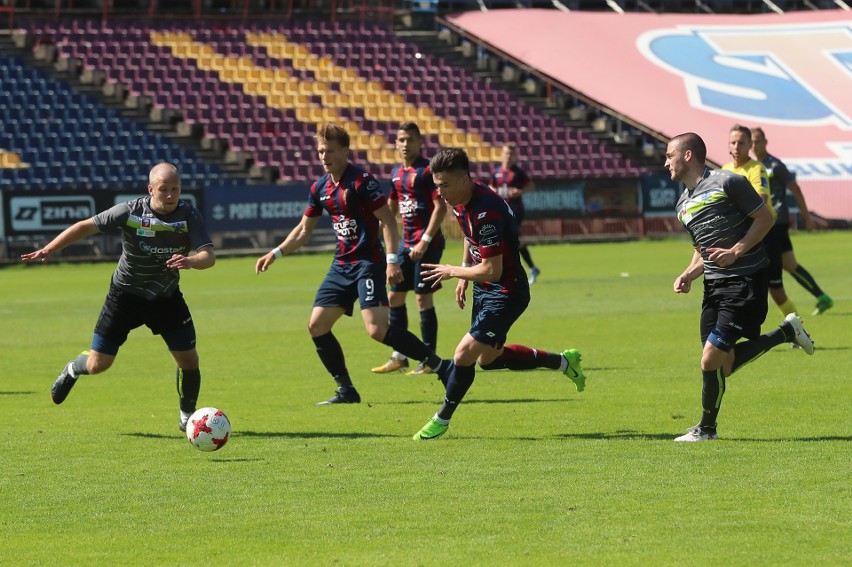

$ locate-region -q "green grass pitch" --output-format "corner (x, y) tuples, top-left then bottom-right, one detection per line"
(2, 232), (850, 565)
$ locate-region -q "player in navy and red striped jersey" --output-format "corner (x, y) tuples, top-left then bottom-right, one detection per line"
(256, 123), (446, 405)
(371, 123), (447, 376)
(412, 148), (586, 440)
(490, 143), (540, 283)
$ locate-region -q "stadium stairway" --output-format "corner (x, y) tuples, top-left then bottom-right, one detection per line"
(0, 29), (251, 187)
(396, 27), (663, 171)
(12, 20), (652, 185)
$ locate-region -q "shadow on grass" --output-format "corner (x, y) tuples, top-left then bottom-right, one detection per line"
(555, 431), (852, 442)
(381, 398), (577, 406)
(122, 430), (398, 440)
(238, 430), (398, 439)
(0, 391), (37, 395)
(814, 345), (851, 351)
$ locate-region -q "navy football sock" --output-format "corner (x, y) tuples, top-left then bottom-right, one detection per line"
(312, 332), (352, 388)
(382, 325), (441, 368)
(419, 307), (438, 352)
(437, 363), (475, 421)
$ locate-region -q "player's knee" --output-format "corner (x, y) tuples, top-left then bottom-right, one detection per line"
(416, 294), (433, 311)
(87, 356), (112, 375)
(366, 323), (387, 342)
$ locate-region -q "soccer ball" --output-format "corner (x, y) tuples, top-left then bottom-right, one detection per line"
(185, 407), (231, 452)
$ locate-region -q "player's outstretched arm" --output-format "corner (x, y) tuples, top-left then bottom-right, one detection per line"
(21, 219), (99, 263)
(256, 215), (318, 274)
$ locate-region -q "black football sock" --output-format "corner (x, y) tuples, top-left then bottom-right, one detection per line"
(790, 265), (824, 298)
(730, 327), (787, 375)
(437, 363), (475, 421)
(419, 306), (438, 351)
(390, 305), (408, 331)
(176, 368), (201, 414)
(699, 368), (725, 430)
(382, 325), (441, 368)
(312, 332), (352, 388)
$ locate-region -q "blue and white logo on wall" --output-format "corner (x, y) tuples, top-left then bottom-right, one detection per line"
(637, 22), (852, 129)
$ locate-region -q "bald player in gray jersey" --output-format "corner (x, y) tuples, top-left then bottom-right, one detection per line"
(22, 163), (215, 432)
(665, 133), (814, 442)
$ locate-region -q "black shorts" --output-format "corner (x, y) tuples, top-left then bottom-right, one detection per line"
(700, 269), (768, 347)
(93, 284), (195, 354)
(314, 262), (388, 316)
(764, 224), (793, 288)
(390, 242), (445, 294)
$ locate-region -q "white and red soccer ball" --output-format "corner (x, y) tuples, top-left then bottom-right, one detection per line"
(186, 407), (231, 452)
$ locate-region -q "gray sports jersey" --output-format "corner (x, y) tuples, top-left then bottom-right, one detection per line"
(676, 168), (768, 280)
(93, 197), (213, 299)
(761, 153), (794, 226)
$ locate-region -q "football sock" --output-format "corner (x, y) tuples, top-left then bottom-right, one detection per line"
(790, 265), (824, 298)
(435, 359), (454, 387)
(699, 368), (725, 430)
(479, 345), (561, 370)
(437, 363), (475, 421)
(70, 351), (90, 377)
(776, 298), (797, 316)
(432, 414), (450, 426)
(519, 245), (534, 270)
(419, 307), (438, 352)
(382, 325), (441, 369)
(730, 327), (787, 375)
(312, 332), (352, 388)
(390, 304), (408, 331)
(176, 368), (201, 414)
(389, 305), (409, 361)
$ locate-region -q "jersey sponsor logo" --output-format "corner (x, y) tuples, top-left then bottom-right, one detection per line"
(332, 216), (359, 241)
(479, 224), (497, 236)
(137, 217), (155, 237)
(399, 197), (419, 217)
(477, 212), (487, 219)
(11, 196), (95, 231)
(139, 241), (184, 256)
(639, 22), (851, 128)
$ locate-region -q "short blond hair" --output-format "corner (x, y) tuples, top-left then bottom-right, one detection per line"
(315, 122), (350, 148)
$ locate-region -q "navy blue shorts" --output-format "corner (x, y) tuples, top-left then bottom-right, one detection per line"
(700, 269), (768, 348)
(390, 242), (445, 294)
(93, 285), (197, 355)
(314, 262), (389, 316)
(469, 287), (530, 348)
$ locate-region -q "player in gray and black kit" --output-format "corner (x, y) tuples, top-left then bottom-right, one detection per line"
(666, 133), (815, 442)
(750, 127), (834, 316)
(21, 163), (215, 432)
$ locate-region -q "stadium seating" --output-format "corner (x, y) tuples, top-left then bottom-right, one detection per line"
(0, 52), (231, 190)
(18, 19), (649, 183)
